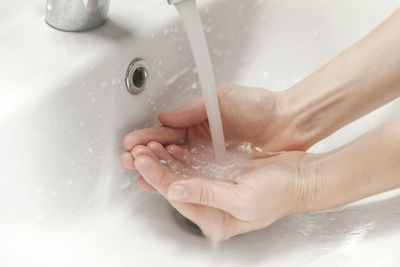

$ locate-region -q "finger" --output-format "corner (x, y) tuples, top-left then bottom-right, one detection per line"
(131, 145), (159, 161)
(134, 155), (176, 196)
(137, 176), (156, 192)
(147, 141), (187, 173)
(166, 144), (194, 165)
(159, 97), (207, 128)
(158, 84), (235, 129)
(120, 152), (136, 169)
(166, 178), (249, 220)
(123, 126), (186, 151)
(130, 146), (159, 192)
(147, 141), (174, 162)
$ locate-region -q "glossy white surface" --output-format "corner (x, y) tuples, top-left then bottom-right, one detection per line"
(1, 0), (400, 266)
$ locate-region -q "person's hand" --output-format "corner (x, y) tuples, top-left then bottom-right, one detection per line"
(128, 115), (400, 241)
(129, 141), (321, 241)
(121, 84), (311, 190)
(122, 84), (310, 155)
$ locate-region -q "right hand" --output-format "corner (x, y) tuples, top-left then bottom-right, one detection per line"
(122, 84), (310, 156)
(121, 84), (312, 191)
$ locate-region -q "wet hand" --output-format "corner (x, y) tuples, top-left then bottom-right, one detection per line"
(129, 142), (320, 241)
(121, 84), (310, 189)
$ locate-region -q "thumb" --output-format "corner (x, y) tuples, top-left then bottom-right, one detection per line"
(166, 178), (246, 219)
(158, 97), (207, 128)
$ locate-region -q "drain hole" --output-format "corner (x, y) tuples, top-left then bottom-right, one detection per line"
(132, 67), (146, 88)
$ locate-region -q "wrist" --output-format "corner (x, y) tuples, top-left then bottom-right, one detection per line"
(277, 66), (355, 151)
(275, 88), (325, 151)
(295, 148), (372, 213)
(308, 118), (400, 212)
(290, 152), (328, 214)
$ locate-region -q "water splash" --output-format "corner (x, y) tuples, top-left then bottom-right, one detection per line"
(166, 143), (252, 181)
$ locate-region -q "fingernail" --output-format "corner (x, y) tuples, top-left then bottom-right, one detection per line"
(131, 146), (145, 158)
(168, 185), (187, 201)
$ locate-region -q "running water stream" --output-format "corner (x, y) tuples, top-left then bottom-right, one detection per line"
(174, 0), (227, 161)
(172, 0), (231, 243)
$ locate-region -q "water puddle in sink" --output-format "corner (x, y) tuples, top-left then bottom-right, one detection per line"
(174, 0), (226, 161)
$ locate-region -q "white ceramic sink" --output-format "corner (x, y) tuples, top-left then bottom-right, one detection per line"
(1, 0), (400, 266)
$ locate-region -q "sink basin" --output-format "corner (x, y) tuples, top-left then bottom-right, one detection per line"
(1, 0), (400, 266)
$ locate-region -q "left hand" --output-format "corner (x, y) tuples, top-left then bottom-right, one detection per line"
(129, 141), (320, 241)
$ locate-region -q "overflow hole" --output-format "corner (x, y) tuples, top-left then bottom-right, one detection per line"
(125, 58), (149, 95)
(132, 67), (146, 88)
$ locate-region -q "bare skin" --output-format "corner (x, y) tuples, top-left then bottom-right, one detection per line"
(131, 116), (400, 240)
(121, 9), (400, 239)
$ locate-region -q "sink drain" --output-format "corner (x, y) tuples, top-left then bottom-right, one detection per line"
(125, 58), (149, 95)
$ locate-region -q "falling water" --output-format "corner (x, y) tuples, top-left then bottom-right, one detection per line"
(174, 0), (227, 161)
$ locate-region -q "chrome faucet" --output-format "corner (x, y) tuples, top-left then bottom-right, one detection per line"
(46, 0), (110, 32)
(45, 0), (188, 32)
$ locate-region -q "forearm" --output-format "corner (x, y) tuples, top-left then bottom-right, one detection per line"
(281, 9), (400, 147)
(315, 116), (400, 210)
